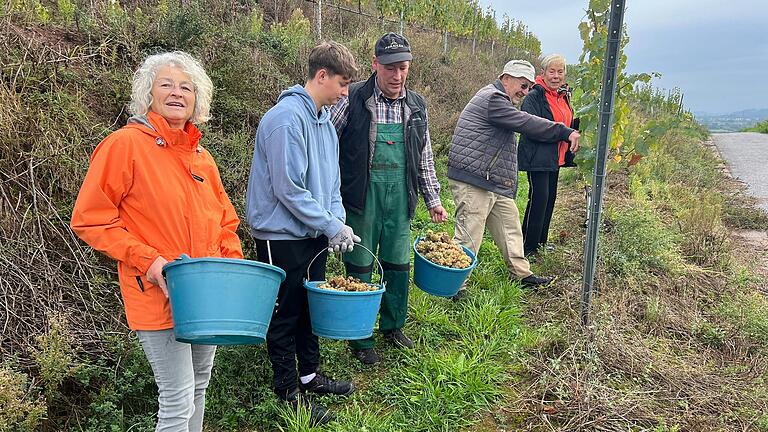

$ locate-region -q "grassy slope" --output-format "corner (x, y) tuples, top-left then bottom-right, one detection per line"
(494, 124), (768, 431)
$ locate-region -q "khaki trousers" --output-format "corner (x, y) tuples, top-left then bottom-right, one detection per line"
(449, 179), (532, 280)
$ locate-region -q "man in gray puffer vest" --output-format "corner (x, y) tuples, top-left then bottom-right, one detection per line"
(448, 60), (581, 298)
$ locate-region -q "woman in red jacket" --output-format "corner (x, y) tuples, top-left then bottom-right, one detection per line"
(71, 51), (243, 431)
(519, 54), (580, 257)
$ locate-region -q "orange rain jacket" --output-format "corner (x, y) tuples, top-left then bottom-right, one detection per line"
(535, 75), (574, 167)
(71, 111), (244, 330)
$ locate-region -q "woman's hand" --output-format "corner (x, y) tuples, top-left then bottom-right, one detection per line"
(146, 256), (169, 297)
(568, 130), (581, 152)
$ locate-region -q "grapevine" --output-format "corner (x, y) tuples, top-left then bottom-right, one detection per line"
(571, 0), (677, 182)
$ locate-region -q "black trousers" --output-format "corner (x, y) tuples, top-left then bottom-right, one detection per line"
(255, 237), (327, 397)
(522, 170), (559, 256)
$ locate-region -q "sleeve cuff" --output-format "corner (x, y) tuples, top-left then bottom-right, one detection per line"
(134, 250), (161, 274)
(425, 196), (442, 210)
(323, 217), (345, 240)
(561, 127), (575, 141)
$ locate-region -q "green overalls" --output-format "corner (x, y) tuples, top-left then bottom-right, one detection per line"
(346, 123), (411, 350)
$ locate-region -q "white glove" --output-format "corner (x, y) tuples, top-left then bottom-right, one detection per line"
(328, 225), (361, 253)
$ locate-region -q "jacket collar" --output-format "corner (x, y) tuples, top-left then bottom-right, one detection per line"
(535, 76), (571, 101)
(373, 75), (406, 102)
(493, 79), (510, 100)
(128, 111), (203, 152)
(535, 76), (559, 98)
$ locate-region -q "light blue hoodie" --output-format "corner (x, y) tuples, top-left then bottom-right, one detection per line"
(246, 85), (345, 241)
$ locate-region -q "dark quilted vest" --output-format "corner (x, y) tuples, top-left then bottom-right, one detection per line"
(448, 82), (520, 198)
(338, 74), (428, 218)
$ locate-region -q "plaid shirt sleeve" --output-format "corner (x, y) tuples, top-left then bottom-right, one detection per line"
(329, 96), (350, 136)
(418, 113), (442, 209)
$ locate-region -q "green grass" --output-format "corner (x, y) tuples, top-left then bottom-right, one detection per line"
(718, 292), (768, 345)
(195, 154), (536, 431)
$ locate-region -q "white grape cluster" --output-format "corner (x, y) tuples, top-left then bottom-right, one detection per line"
(318, 275), (379, 292)
(416, 230), (472, 269)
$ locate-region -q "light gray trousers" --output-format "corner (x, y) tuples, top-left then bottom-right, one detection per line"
(137, 329), (217, 432)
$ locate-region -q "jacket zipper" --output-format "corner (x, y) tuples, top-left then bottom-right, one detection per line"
(486, 146), (504, 180)
(136, 276), (145, 292)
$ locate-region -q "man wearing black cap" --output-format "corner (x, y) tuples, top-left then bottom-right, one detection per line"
(330, 32), (448, 365)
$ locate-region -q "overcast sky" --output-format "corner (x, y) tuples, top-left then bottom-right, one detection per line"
(482, 0), (768, 114)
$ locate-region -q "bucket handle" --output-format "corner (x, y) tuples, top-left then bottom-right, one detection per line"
(306, 243), (385, 286)
(266, 240), (274, 266)
(454, 220), (477, 254)
(161, 253), (191, 278)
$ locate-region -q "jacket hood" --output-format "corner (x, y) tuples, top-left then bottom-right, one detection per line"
(125, 111), (202, 150)
(535, 76), (571, 99)
(535, 76), (560, 97)
(277, 84), (330, 125)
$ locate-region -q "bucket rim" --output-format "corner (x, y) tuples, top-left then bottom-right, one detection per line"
(163, 255), (286, 281)
(413, 237), (478, 272)
(304, 280), (385, 295)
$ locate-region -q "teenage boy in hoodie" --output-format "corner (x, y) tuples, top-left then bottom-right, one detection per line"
(245, 41), (359, 425)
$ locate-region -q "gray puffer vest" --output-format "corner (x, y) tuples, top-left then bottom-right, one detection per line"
(448, 80), (572, 198)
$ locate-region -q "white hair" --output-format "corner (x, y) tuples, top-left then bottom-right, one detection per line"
(129, 51), (213, 124)
(540, 53), (567, 73)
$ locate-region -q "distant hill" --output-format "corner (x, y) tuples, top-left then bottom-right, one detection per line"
(695, 108), (768, 132)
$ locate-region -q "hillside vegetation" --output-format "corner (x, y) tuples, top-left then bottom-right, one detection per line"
(745, 119), (768, 133)
(2, 0), (768, 431)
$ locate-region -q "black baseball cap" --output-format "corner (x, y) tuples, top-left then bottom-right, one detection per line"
(375, 32), (413, 64)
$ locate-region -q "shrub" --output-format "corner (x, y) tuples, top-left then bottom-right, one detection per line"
(0, 366), (46, 432)
(674, 190), (729, 268)
(745, 119), (768, 133)
(32, 312), (78, 396)
(75, 334), (156, 432)
(601, 204), (682, 277)
(56, 0), (74, 23)
(268, 8), (312, 66)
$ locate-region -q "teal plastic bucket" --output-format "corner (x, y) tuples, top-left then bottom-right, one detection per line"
(413, 238), (477, 297)
(304, 244), (385, 340)
(163, 254), (285, 345)
(305, 281), (385, 340)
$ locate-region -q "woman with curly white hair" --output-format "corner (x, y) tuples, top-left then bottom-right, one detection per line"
(71, 51), (243, 431)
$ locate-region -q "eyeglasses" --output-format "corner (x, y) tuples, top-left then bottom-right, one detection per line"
(520, 82), (532, 90)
